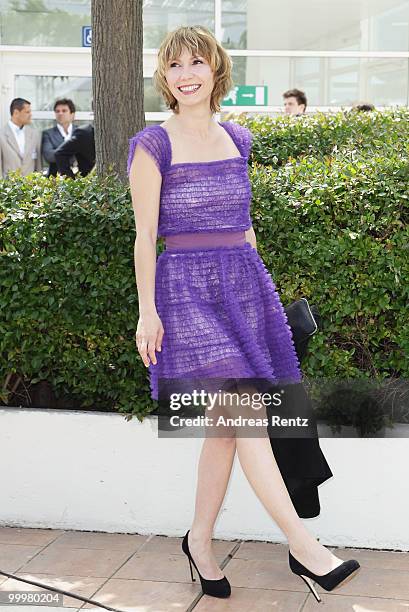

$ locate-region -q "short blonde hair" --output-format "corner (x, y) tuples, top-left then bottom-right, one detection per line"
(153, 26), (233, 114)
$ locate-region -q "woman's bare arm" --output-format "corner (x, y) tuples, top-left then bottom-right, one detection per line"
(129, 146), (161, 314)
(129, 145), (164, 366)
(245, 225), (257, 250)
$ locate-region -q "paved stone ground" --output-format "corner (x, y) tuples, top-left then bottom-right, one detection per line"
(0, 527), (408, 611)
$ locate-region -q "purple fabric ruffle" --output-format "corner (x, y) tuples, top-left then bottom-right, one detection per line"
(127, 122), (253, 237)
(149, 241), (302, 401)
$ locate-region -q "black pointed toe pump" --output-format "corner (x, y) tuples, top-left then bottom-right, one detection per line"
(181, 530), (231, 598)
(289, 550), (360, 603)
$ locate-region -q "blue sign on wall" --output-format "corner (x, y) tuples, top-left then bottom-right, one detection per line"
(82, 26), (92, 47)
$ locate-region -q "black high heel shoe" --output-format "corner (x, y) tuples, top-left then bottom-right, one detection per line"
(181, 530), (231, 598)
(289, 550), (360, 603)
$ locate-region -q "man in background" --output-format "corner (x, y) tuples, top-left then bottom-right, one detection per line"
(351, 102), (375, 112)
(283, 88), (307, 116)
(55, 123), (95, 179)
(41, 98), (77, 177)
(0, 98), (42, 177)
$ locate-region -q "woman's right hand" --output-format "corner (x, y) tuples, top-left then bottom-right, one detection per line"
(135, 312), (164, 367)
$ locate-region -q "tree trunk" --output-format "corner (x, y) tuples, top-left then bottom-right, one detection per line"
(91, 0), (144, 182)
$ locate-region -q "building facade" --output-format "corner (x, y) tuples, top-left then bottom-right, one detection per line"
(0, 0), (408, 129)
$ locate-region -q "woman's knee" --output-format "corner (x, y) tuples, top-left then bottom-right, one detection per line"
(204, 434), (236, 448)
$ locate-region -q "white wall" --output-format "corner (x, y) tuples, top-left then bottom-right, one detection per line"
(1, 408), (408, 551)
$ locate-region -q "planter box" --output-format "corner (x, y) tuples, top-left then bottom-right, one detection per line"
(1, 407), (408, 551)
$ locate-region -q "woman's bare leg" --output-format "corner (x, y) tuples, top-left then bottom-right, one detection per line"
(234, 382), (344, 575)
(188, 436), (236, 579)
(188, 392), (237, 580)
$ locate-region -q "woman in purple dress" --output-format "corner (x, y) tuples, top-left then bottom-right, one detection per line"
(128, 26), (360, 603)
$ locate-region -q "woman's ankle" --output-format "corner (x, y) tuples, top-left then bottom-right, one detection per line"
(288, 532), (320, 555)
(189, 526), (213, 544)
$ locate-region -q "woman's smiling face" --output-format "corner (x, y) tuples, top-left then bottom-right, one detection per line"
(165, 46), (214, 109)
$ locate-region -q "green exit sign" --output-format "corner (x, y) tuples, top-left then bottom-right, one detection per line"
(223, 85), (268, 106)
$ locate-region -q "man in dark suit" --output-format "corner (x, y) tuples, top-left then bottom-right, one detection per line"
(41, 98), (77, 177)
(55, 123), (95, 179)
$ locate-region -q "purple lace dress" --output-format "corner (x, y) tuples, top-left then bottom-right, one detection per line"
(128, 121), (302, 399)
(128, 120), (333, 518)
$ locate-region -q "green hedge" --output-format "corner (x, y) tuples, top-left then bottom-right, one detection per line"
(0, 174), (154, 419)
(241, 107), (409, 167)
(249, 152), (408, 379)
(1, 109), (408, 419)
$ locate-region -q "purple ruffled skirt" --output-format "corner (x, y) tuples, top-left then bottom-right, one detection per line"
(148, 231), (303, 401)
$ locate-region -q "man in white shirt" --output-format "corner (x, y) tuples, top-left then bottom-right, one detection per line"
(0, 98), (42, 178)
(41, 98), (77, 177)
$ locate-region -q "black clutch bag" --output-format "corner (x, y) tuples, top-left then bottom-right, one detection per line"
(284, 298), (320, 363)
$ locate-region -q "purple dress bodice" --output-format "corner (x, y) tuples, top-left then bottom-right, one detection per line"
(127, 121), (253, 237)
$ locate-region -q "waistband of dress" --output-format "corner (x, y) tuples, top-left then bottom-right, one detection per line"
(164, 231), (247, 251)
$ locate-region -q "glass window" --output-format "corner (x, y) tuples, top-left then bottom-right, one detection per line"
(327, 57), (409, 106)
(327, 58), (360, 105)
(0, 0), (91, 46)
(221, 0), (247, 49)
(231, 56), (290, 107)
(15, 75), (93, 111)
(293, 58), (322, 106)
(364, 58), (408, 105)
(371, 3), (409, 51)
(14, 75), (163, 112)
(144, 77), (166, 112)
(222, 0), (409, 51)
(228, 56), (408, 108)
(0, 0), (215, 47)
(31, 118), (92, 132)
(143, 0), (215, 48)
